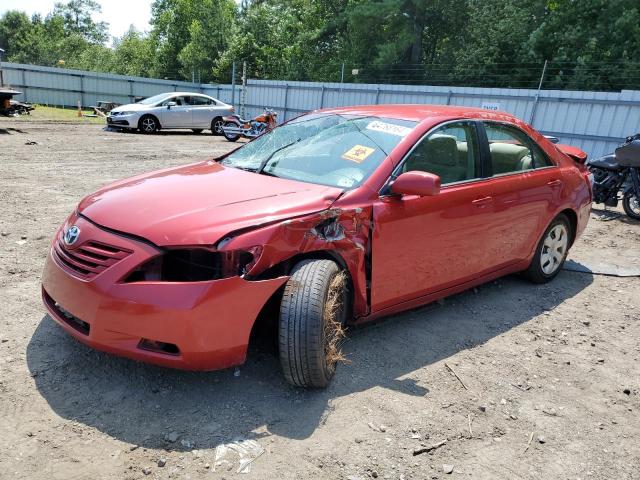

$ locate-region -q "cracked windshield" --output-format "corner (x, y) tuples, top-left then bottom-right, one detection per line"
(221, 114), (417, 188)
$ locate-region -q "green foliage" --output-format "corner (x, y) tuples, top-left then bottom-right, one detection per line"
(0, 0), (639, 90)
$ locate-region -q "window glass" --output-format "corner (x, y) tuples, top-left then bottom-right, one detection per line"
(189, 96), (212, 106)
(221, 114), (417, 189)
(402, 122), (480, 185)
(161, 96), (186, 106)
(484, 123), (553, 174)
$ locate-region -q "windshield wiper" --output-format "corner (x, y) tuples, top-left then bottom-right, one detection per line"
(256, 138), (301, 174)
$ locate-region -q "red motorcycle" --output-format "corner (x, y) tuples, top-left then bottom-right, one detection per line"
(221, 108), (278, 142)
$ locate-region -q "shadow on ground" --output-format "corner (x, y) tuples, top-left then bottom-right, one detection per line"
(27, 271), (592, 450)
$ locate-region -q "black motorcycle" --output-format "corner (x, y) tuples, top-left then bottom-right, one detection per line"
(586, 133), (640, 220)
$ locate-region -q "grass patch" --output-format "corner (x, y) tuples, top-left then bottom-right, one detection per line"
(324, 271), (350, 368)
(13, 105), (106, 125)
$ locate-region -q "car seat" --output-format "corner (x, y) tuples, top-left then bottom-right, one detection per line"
(404, 134), (466, 184)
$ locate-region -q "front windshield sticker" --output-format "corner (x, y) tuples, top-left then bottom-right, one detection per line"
(342, 145), (375, 163)
(366, 120), (413, 137)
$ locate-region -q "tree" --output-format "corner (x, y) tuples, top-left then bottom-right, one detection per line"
(150, 0), (236, 82)
(52, 0), (109, 44)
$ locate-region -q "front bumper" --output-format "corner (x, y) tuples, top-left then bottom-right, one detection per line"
(41, 215), (287, 370)
(107, 113), (138, 128)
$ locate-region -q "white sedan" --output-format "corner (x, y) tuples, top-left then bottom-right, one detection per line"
(107, 92), (234, 134)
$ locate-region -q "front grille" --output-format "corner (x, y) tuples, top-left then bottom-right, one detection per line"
(53, 236), (132, 279)
(43, 289), (90, 335)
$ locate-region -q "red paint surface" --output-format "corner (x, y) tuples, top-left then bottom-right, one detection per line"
(42, 105), (592, 371)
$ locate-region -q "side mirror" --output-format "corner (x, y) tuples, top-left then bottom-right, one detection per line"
(390, 171), (441, 197)
(166, 101), (176, 109)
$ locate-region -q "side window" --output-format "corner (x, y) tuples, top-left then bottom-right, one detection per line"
(189, 96), (212, 106)
(402, 122), (480, 185)
(484, 123), (554, 174)
(163, 96), (185, 106)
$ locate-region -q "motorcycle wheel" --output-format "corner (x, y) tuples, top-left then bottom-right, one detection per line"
(622, 191), (640, 220)
(222, 122), (241, 142)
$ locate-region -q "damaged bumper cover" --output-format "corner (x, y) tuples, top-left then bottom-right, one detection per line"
(41, 215), (288, 371)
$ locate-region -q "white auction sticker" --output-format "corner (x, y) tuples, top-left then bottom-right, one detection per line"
(366, 120), (413, 137)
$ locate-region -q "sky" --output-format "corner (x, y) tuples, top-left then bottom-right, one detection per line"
(0, 0), (155, 39)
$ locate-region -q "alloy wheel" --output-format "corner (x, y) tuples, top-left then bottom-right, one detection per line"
(540, 224), (568, 275)
(142, 117), (156, 133)
(212, 119), (224, 134)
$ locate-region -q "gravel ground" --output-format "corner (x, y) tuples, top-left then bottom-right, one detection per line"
(0, 121), (639, 480)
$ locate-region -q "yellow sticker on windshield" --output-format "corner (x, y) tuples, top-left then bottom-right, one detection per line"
(342, 145), (375, 163)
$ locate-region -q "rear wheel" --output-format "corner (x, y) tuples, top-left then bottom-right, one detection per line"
(523, 214), (571, 283)
(278, 259), (349, 388)
(622, 191), (640, 220)
(222, 121), (241, 142)
(138, 115), (159, 134)
(211, 117), (224, 136)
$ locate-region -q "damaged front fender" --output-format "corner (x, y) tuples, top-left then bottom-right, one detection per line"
(217, 207), (373, 318)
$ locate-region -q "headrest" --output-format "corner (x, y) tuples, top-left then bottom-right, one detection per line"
(425, 135), (458, 166)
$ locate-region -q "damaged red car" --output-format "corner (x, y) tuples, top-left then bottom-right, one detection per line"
(42, 105), (592, 387)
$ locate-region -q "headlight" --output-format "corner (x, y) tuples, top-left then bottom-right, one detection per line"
(117, 111), (135, 116)
(123, 246), (262, 282)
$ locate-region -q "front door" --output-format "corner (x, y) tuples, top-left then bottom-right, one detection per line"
(371, 121), (501, 312)
(160, 96), (192, 128)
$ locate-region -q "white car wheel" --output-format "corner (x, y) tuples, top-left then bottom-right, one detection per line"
(540, 223), (568, 275)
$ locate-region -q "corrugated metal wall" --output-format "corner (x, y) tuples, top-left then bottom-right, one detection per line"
(3, 62), (236, 108)
(233, 79), (640, 158)
(4, 62), (640, 158)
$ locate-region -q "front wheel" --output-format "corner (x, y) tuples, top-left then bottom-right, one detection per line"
(279, 259), (349, 388)
(523, 214), (572, 284)
(138, 115), (159, 134)
(622, 191), (640, 220)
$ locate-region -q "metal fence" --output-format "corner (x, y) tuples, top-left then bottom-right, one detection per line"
(2, 62), (236, 108)
(4, 62), (640, 158)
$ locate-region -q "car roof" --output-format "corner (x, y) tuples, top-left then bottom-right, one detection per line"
(315, 104), (518, 123)
(170, 92), (211, 97)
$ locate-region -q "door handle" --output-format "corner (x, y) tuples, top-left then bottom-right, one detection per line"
(472, 196), (493, 206)
(547, 179), (562, 187)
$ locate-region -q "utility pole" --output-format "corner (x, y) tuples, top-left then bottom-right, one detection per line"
(537, 59), (548, 91)
(240, 61), (247, 118)
(0, 48), (5, 86)
(231, 61), (236, 107)
(529, 59), (549, 125)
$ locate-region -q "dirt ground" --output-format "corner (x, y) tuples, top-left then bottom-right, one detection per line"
(1, 121), (639, 480)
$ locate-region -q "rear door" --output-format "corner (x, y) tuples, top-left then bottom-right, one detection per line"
(371, 121), (501, 312)
(190, 95), (217, 128)
(479, 122), (561, 263)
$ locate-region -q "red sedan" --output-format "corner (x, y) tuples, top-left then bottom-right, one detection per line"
(42, 105), (592, 387)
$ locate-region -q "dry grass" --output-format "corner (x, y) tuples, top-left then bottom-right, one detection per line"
(14, 105), (105, 124)
(324, 271), (350, 366)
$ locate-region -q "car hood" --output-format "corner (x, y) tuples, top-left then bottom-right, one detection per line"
(77, 161), (343, 246)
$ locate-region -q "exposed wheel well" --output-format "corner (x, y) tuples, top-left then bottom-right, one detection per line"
(246, 251), (354, 355)
(558, 208), (578, 247)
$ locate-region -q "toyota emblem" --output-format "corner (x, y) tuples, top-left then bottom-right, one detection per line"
(63, 225), (81, 246)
